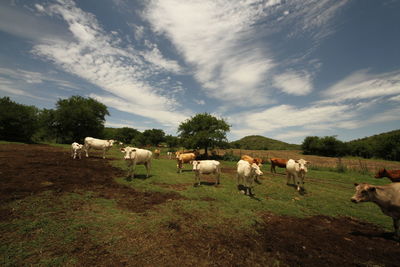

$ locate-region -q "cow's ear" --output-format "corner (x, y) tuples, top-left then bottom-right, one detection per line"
(120, 148), (125, 152)
(354, 183), (359, 187)
(306, 161), (310, 164)
(368, 187), (376, 192)
(295, 160), (299, 163)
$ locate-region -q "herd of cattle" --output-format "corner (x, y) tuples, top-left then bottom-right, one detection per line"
(71, 137), (400, 239)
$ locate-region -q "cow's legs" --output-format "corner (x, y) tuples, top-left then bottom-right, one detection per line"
(85, 146), (89, 157)
(393, 218), (399, 239)
(216, 171), (220, 185)
(144, 162), (151, 178)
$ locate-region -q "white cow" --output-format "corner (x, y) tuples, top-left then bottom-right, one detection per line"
(237, 160), (263, 196)
(71, 142), (84, 159)
(84, 137), (115, 159)
(192, 160), (221, 186)
(351, 182), (400, 239)
(167, 151), (173, 159)
(286, 159), (310, 192)
(121, 146), (152, 178)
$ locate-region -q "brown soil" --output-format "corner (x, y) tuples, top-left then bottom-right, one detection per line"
(1, 144), (399, 266)
(0, 144), (183, 213)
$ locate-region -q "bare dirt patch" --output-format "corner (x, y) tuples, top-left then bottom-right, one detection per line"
(0, 144), (183, 213)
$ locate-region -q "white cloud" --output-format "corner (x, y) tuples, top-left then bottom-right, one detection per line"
(273, 71), (313, 95)
(321, 69), (400, 103)
(30, 0), (186, 127)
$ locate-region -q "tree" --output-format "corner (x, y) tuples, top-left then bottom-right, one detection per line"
(139, 129), (165, 146)
(0, 97), (39, 142)
(177, 113), (230, 156)
(34, 108), (57, 142)
(115, 127), (141, 144)
(165, 134), (180, 148)
(54, 96), (109, 143)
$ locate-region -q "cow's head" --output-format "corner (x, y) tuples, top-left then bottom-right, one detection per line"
(120, 146), (136, 160)
(108, 139), (115, 146)
(374, 168), (386, 178)
(251, 163), (263, 176)
(351, 183), (376, 203)
(192, 160), (200, 170)
(295, 159), (310, 173)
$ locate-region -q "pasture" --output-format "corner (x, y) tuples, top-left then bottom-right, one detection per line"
(1, 143), (400, 266)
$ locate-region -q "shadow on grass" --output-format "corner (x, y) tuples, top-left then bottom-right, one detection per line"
(125, 174), (152, 181)
(350, 231), (399, 242)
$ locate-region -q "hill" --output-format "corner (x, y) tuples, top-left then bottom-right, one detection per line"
(230, 135), (300, 150)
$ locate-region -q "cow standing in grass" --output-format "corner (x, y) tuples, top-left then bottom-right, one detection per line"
(121, 147), (152, 178)
(286, 159), (310, 192)
(176, 152), (197, 173)
(270, 158), (287, 174)
(192, 160), (221, 186)
(84, 137), (115, 159)
(237, 160), (263, 196)
(351, 182), (400, 239)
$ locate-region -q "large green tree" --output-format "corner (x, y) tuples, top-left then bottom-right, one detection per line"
(138, 129), (165, 146)
(54, 96), (109, 143)
(0, 97), (39, 142)
(177, 113), (230, 156)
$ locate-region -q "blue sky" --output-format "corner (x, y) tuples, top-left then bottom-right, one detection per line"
(1, 0), (399, 144)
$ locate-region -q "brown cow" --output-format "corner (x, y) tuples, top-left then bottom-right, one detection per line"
(375, 168), (400, 182)
(176, 152), (197, 173)
(351, 182), (400, 239)
(241, 155), (263, 166)
(270, 158), (287, 174)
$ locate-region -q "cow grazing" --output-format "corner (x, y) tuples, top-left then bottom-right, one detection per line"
(351, 182), (400, 239)
(192, 160), (221, 186)
(154, 149), (160, 159)
(375, 168), (400, 182)
(84, 137), (115, 159)
(176, 152), (197, 173)
(270, 158), (287, 174)
(121, 147), (152, 178)
(237, 160), (263, 196)
(286, 159), (310, 192)
(71, 142), (84, 159)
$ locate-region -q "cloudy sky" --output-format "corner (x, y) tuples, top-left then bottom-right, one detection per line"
(1, 0), (399, 144)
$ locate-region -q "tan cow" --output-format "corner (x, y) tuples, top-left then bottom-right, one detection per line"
(351, 182), (400, 239)
(241, 155), (263, 166)
(176, 152), (197, 173)
(153, 149), (160, 159)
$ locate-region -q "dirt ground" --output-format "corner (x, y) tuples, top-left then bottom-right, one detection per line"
(1, 144), (400, 266)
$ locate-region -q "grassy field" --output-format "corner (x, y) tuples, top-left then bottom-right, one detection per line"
(1, 143), (398, 266)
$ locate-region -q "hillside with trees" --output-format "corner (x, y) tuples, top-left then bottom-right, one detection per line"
(302, 130), (400, 161)
(230, 135), (301, 150)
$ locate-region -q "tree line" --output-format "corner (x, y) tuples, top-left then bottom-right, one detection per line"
(0, 96), (230, 155)
(301, 132), (400, 161)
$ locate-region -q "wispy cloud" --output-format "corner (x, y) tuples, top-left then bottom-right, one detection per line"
(30, 0), (188, 127)
(273, 71), (313, 95)
(321, 69), (400, 103)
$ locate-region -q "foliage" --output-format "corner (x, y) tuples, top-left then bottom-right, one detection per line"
(0, 97), (39, 142)
(231, 135), (300, 150)
(303, 130), (400, 161)
(53, 96), (109, 143)
(177, 113), (230, 155)
(115, 127), (141, 144)
(302, 136), (347, 157)
(137, 129), (165, 146)
(165, 134), (180, 148)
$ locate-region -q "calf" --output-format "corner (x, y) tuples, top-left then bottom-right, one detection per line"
(351, 182), (400, 239)
(192, 160), (221, 186)
(375, 168), (400, 182)
(176, 152), (197, 173)
(286, 159), (310, 192)
(237, 160), (263, 196)
(270, 158), (287, 174)
(121, 147), (152, 178)
(167, 151), (173, 159)
(71, 142), (84, 159)
(84, 137), (115, 159)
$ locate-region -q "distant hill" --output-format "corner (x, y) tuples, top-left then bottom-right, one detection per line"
(347, 129), (400, 144)
(230, 135), (301, 150)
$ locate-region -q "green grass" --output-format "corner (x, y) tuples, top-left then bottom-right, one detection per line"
(1, 143), (397, 265)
